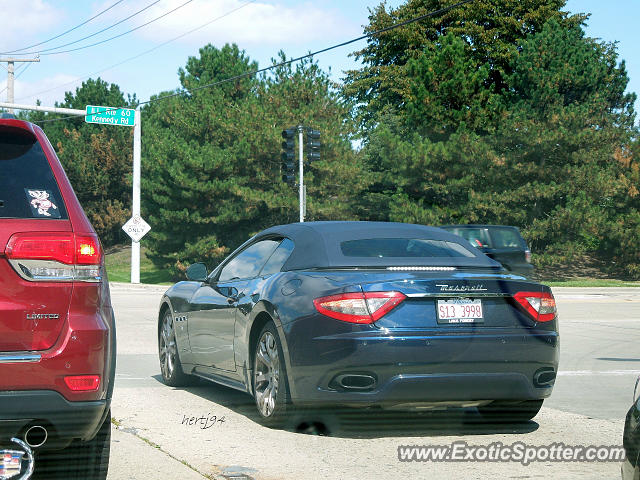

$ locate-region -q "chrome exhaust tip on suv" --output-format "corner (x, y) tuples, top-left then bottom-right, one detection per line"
(23, 425), (48, 449)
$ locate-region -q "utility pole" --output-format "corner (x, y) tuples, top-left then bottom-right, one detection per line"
(0, 57), (40, 113)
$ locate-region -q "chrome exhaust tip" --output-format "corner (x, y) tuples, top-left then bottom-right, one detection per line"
(533, 368), (556, 387)
(334, 373), (377, 391)
(24, 425), (48, 449)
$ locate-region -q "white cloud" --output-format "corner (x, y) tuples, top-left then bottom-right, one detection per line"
(0, 0), (63, 53)
(12, 73), (83, 107)
(97, 0), (358, 47)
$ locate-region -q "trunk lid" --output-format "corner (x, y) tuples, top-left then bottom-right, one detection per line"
(359, 274), (544, 330)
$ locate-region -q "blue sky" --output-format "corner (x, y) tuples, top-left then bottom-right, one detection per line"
(0, 0), (638, 120)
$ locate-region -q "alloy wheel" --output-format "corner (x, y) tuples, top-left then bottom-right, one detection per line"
(160, 313), (177, 380)
(254, 331), (280, 418)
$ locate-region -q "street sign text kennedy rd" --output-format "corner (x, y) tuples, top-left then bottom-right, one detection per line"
(85, 105), (135, 126)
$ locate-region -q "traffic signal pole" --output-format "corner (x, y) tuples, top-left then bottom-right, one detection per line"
(281, 125), (319, 223)
(298, 125), (304, 222)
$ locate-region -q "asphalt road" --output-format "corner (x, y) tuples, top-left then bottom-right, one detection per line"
(106, 284), (640, 480)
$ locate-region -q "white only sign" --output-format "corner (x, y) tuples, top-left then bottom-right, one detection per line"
(122, 214), (151, 242)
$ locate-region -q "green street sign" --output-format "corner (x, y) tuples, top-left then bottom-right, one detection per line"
(85, 105), (135, 126)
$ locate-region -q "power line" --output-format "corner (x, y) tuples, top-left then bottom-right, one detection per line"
(39, 0), (196, 57)
(0, 63), (30, 96)
(33, 0), (475, 124)
(16, 0), (257, 103)
(140, 0), (476, 105)
(14, 62), (33, 81)
(0, 0), (128, 55)
(10, 0), (163, 56)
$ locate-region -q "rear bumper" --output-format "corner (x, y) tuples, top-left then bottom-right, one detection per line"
(0, 390), (108, 448)
(283, 326), (558, 407)
(293, 372), (552, 407)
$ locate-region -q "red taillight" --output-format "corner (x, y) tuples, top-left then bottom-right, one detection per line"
(6, 233), (75, 264)
(513, 291), (557, 322)
(64, 375), (100, 392)
(6, 232), (101, 265)
(5, 232), (102, 282)
(75, 235), (101, 265)
(525, 249), (532, 263)
(313, 291), (406, 324)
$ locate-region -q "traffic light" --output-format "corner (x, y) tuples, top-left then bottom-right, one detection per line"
(281, 128), (296, 186)
(306, 128), (320, 162)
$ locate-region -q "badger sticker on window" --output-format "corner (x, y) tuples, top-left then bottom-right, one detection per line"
(25, 189), (61, 218)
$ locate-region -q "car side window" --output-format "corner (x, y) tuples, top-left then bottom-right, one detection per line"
(454, 228), (492, 248)
(218, 239), (281, 282)
(259, 238), (295, 276)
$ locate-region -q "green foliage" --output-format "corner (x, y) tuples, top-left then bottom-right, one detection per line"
(142, 44), (365, 276)
(343, 0), (583, 130)
(17, 0), (640, 281)
(350, 4), (639, 278)
(23, 78), (138, 246)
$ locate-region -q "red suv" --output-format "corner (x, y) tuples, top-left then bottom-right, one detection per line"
(0, 117), (115, 479)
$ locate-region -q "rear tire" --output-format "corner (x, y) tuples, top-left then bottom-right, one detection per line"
(35, 410), (111, 480)
(159, 309), (190, 387)
(252, 322), (291, 427)
(477, 399), (543, 423)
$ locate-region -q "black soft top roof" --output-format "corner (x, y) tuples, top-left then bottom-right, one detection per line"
(249, 221), (501, 270)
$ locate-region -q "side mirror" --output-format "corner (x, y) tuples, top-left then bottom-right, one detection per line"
(186, 263), (208, 282)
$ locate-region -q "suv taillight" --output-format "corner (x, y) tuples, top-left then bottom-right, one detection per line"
(513, 291), (556, 322)
(5, 232), (102, 282)
(313, 291), (406, 324)
(525, 249), (532, 263)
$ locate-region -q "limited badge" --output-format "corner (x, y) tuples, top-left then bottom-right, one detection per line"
(25, 189), (61, 218)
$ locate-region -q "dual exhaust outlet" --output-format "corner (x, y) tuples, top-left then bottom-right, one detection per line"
(333, 369), (556, 392)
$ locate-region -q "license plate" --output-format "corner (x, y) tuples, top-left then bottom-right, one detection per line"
(437, 299), (483, 324)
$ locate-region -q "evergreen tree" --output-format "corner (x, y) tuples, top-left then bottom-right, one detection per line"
(142, 44), (365, 275)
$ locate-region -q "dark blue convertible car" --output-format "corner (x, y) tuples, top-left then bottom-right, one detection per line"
(157, 222), (558, 426)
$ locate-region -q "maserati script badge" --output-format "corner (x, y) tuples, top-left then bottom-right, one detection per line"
(435, 284), (487, 292)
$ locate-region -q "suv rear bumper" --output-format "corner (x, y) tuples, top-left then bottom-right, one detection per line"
(0, 390), (107, 449)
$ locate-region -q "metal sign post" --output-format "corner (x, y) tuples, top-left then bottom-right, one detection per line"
(298, 125), (304, 222)
(128, 107), (143, 283)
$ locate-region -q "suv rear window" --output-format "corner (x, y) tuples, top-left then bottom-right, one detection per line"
(443, 226), (526, 249)
(490, 228), (525, 248)
(446, 227), (492, 248)
(340, 238), (476, 258)
(0, 128), (67, 219)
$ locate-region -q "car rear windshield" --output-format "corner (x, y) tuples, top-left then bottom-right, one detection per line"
(0, 128), (67, 219)
(340, 238), (476, 258)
